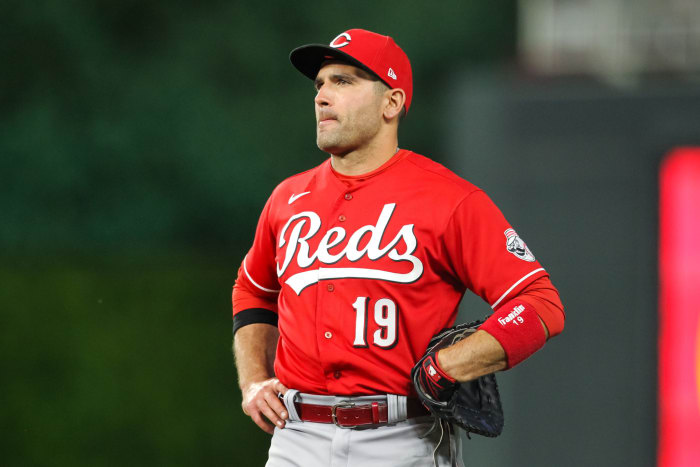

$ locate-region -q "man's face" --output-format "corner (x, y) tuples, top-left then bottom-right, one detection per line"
(313, 62), (386, 155)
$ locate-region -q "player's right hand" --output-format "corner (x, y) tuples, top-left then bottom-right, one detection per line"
(241, 377), (289, 434)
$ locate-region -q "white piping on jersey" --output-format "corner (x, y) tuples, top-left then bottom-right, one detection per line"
(490, 268), (545, 309)
(243, 255), (281, 293)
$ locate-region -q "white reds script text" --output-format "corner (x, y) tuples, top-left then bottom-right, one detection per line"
(277, 203), (424, 294)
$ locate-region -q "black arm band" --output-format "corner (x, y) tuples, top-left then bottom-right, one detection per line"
(233, 308), (278, 336)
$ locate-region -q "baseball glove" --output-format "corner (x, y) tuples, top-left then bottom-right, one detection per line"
(411, 319), (504, 437)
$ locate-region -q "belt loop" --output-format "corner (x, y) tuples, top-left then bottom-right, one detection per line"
(387, 394), (407, 423)
(282, 389), (301, 421)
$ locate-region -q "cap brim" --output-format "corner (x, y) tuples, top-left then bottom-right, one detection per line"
(289, 44), (388, 86)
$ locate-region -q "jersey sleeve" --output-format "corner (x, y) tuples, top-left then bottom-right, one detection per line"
(232, 195), (281, 332)
(443, 190), (548, 308)
(232, 263), (278, 314)
(515, 275), (565, 338)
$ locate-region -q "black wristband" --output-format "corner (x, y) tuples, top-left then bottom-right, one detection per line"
(233, 308), (278, 336)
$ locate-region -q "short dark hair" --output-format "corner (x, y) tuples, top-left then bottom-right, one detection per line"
(364, 74), (407, 121)
(351, 65), (407, 121)
(398, 106), (406, 121)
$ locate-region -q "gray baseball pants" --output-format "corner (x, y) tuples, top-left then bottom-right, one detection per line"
(265, 390), (463, 467)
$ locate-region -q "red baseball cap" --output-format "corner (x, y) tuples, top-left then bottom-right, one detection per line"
(290, 29), (413, 112)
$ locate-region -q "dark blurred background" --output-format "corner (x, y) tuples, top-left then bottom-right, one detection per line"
(2, 1), (699, 466)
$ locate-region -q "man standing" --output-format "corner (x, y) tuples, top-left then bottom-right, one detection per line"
(232, 29), (565, 466)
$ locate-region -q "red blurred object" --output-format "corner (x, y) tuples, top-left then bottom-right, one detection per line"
(659, 147), (700, 467)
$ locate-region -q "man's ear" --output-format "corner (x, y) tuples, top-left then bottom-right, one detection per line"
(383, 88), (406, 120)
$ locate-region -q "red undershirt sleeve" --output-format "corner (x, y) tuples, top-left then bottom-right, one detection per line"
(515, 275), (565, 338)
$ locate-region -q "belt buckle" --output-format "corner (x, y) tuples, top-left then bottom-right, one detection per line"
(331, 401), (355, 427)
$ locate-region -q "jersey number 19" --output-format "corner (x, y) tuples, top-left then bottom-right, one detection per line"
(352, 297), (398, 349)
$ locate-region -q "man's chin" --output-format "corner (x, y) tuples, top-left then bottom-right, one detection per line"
(316, 138), (346, 156)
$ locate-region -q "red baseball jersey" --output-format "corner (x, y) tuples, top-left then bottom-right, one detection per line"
(234, 149), (548, 396)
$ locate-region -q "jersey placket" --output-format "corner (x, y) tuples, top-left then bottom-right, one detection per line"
(314, 184), (360, 391)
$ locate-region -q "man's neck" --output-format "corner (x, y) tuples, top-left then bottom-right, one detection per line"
(329, 138), (400, 176)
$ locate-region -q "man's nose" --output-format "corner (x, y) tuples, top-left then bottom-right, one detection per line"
(314, 85), (331, 107)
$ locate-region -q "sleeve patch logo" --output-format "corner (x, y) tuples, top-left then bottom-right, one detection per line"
(504, 228), (536, 262)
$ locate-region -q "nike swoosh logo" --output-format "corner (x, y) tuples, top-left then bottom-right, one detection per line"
(288, 191), (311, 204)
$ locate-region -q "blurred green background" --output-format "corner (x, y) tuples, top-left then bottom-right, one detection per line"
(2, 1), (518, 466)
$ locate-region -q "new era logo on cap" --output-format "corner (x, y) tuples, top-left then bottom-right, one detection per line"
(289, 28), (414, 112)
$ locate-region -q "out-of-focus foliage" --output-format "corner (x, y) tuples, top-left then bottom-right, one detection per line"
(0, 0), (516, 255)
(0, 255), (269, 466)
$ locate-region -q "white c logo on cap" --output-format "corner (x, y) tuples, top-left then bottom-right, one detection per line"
(330, 32), (351, 48)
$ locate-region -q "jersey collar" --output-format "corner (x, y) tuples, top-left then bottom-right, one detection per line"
(329, 149), (409, 184)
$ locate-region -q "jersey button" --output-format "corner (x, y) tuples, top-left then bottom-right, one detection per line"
(338, 215), (346, 222)
(327, 284), (334, 292)
(333, 370), (342, 379)
(344, 193), (353, 201)
(324, 331), (332, 339)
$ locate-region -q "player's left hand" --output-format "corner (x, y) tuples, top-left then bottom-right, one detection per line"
(414, 350), (458, 402)
(241, 377), (289, 434)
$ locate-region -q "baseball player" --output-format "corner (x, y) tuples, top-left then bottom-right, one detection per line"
(232, 29), (565, 467)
